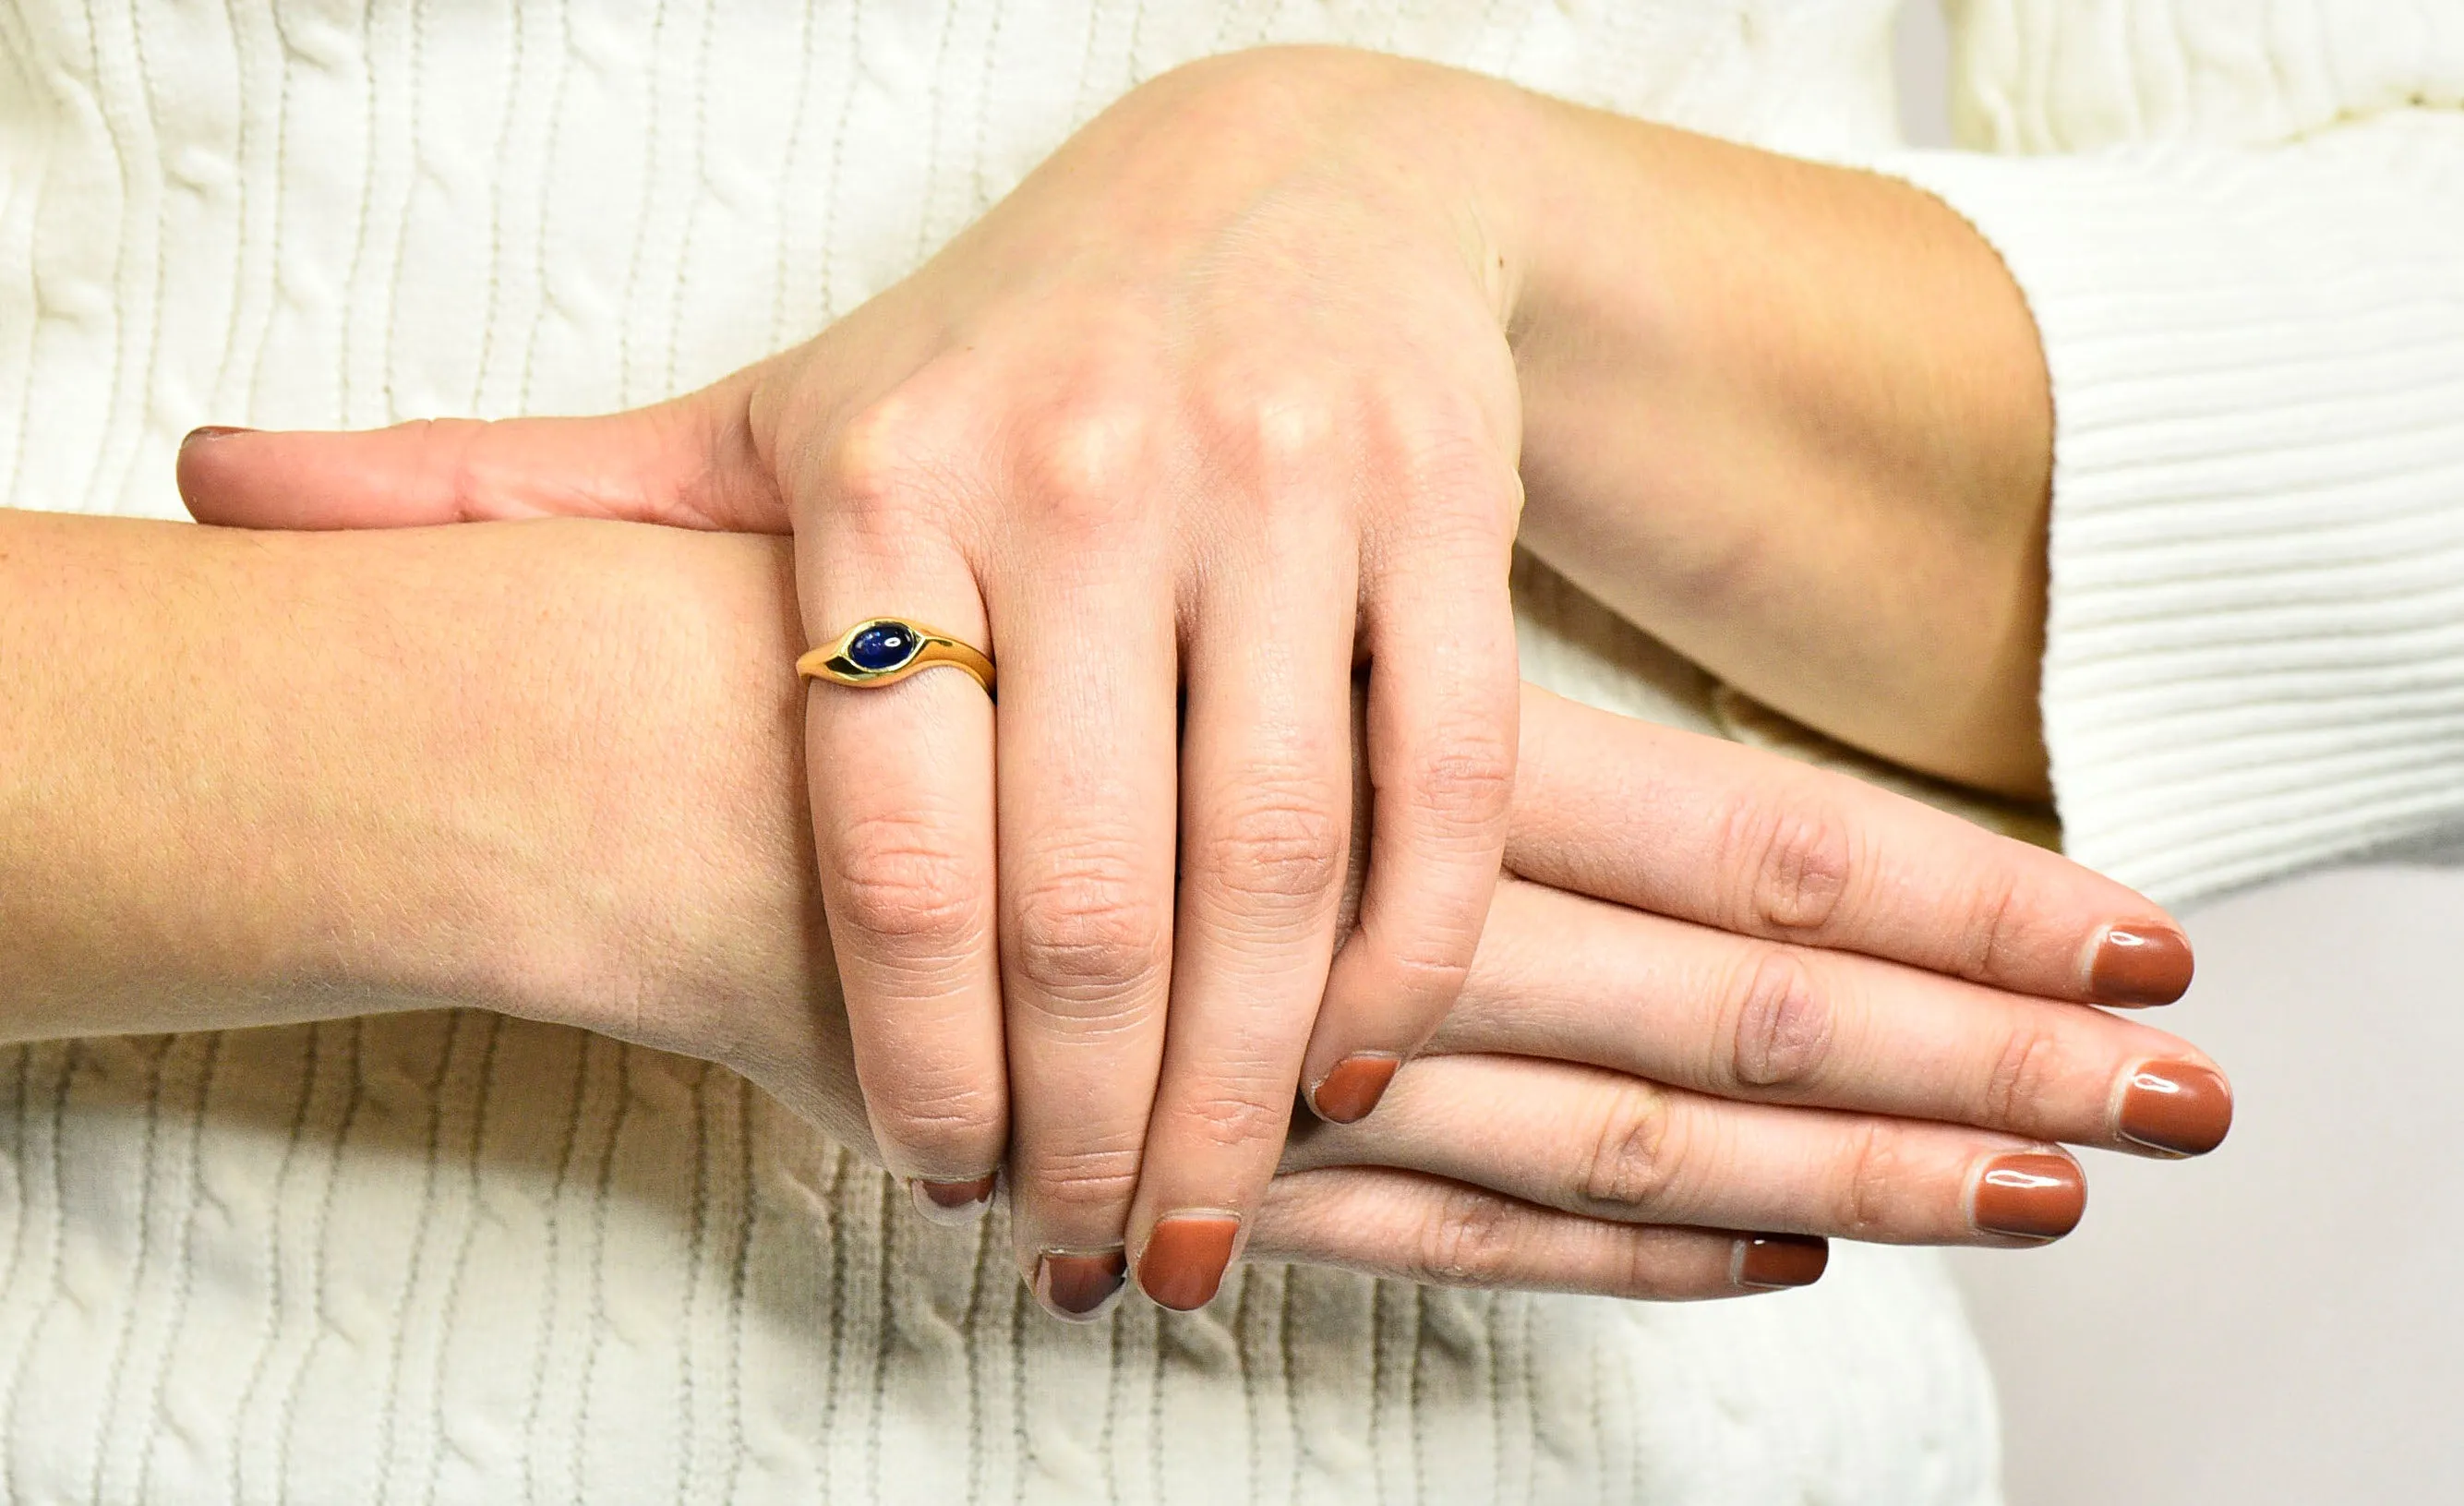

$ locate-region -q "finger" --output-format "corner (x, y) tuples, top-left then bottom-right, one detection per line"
(1288, 1054), (2092, 1247)
(1506, 687), (2195, 1007)
(1305, 506), (1520, 1124)
(1124, 524), (1357, 1312)
(793, 481), (1005, 1223)
(1438, 877), (2232, 1157)
(176, 367), (784, 533)
(1246, 1167), (1813, 1299)
(988, 426), (1182, 1320)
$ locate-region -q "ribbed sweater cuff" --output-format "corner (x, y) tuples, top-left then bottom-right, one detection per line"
(1877, 114), (2464, 907)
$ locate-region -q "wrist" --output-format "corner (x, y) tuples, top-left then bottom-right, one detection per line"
(421, 526), (829, 1045)
(1483, 107), (2057, 795)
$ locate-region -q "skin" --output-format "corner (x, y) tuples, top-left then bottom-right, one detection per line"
(4, 505), (2223, 1311)
(176, 48), (2059, 1313)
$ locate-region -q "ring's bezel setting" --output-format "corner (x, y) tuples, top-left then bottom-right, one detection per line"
(830, 619), (925, 680)
(798, 617), (996, 695)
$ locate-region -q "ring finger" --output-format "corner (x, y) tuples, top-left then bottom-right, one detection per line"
(794, 515), (1006, 1220)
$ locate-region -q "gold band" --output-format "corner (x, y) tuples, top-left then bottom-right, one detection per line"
(798, 617), (995, 696)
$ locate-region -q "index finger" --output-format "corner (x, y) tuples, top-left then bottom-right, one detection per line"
(1504, 688), (2193, 1006)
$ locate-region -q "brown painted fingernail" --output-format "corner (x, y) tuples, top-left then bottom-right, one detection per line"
(2118, 1060), (2233, 1157)
(1034, 1247), (1126, 1321)
(2088, 923), (2194, 1006)
(1971, 1152), (2086, 1241)
(1136, 1212), (1241, 1311)
(1733, 1234), (1829, 1290)
(180, 425), (255, 447)
(909, 1174), (997, 1227)
(1311, 1054), (1400, 1124)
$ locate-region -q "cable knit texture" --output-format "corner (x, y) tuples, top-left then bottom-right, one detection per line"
(1, 0), (2456, 1500)
(1885, 0), (2464, 904)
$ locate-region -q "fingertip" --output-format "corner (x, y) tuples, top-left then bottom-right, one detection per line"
(1732, 1233), (1829, 1291)
(1135, 1211), (1242, 1311)
(177, 426), (262, 524)
(1968, 1151), (2087, 1242)
(1031, 1247), (1128, 1322)
(2085, 922), (2194, 1006)
(910, 1173), (1000, 1227)
(1309, 1052), (1400, 1124)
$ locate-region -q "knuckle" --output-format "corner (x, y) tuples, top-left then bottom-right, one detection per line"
(1838, 1119), (1912, 1237)
(871, 1078), (1006, 1159)
(827, 813), (988, 958)
(1193, 783), (1346, 910)
(1178, 1089), (1292, 1153)
(1024, 1142), (1143, 1218)
(1725, 948), (1834, 1090)
(1403, 730), (1517, 834)
(1412, 1186), (1524, 1288)
(823, 398), (942, 524)
(1016, 395), (1148, 532)
(1008, 842), (1170, 1008)
(1576, 1082), (1677, 1212)
(1195, 368), (1344, 485)
(1963, 867), (2026, 983)
(1981, 1019), (2064, 1128)
(1725, 788), (1854, 936)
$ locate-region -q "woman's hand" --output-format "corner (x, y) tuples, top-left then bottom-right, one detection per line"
(39, 513), (2214, 1311)
(1247, 689), (2223, 1301)
(181, 50), (1545, 1317)
(568, 537), (2219, 1309)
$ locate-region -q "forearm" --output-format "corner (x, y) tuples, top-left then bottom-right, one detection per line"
(1473, 92), (2054, 796)
(0, 510), (824, 1051)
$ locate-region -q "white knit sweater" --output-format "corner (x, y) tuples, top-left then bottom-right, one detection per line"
(3, 3), (2458, 1501)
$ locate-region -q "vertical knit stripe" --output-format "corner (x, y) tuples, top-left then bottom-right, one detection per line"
(1887, 106), (2464, 905)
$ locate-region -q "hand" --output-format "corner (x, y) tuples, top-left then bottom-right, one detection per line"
(158, 522), (2203, 1309)
(1252, 688), (2222, 1298)
(532, 531), (2216, 1307)
(181, 49), (1545, 1315)
(22, 515), (2210, 1304)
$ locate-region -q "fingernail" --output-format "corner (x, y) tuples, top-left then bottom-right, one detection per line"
(1033, 1247), (1126, 1321)
(2088, 923), (2194, 1006)
(909, 1173), (997, 1227)
(181, 425), (255, 448)
(1311, 1054), (1400, 1125)
(2118, 1060), (2233, 1157)
(1733, 1234), (1829, 1290)
(1136, 1212), (1241, 1311)
(1970, 1151), (2086, 1242)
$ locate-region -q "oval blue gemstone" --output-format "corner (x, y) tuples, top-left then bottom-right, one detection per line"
(846, 621), (919, 672)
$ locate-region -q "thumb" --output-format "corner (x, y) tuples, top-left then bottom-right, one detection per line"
(178, 369), (790, 534)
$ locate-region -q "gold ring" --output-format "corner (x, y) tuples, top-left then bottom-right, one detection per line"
(798, 617), (995, 696)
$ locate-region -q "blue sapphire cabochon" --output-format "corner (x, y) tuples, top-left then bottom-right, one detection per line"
(846, 620), (921, 673)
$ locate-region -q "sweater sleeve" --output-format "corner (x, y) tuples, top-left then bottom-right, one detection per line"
(1873, 108), (2464, 909)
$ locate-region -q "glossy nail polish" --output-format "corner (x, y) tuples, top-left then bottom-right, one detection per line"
(1136, 1213), (1241, 1311)
(1733, 1234), (1829, 1290)
(909, 1173), (997, 1227)
(2118, 1061), (2233, 1157)
(2087, 924), (2194, 1006)
(1312, 1054), (1400, 1124)
(1970, 1152), (2086, 1241)
(1034, 1247), (1127, 1321)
